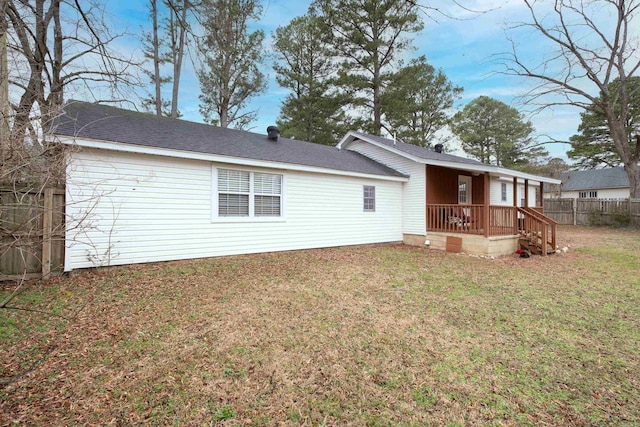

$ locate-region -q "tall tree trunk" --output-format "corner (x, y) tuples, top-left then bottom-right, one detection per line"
(627, 162), (640, 199)
(0, 0), (9, 145)
(151, 0), (162, 116)
(47, 0), (62, 118)
(170, 0), (188, 118)
(607, 111), (640, 198)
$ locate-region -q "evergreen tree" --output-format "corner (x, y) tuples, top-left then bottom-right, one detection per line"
(451, 96), (547, 169)
(314, 0), (423, 135)
(198, 0), (266, 129)
(381, 56), (462, 147)
(272, 14), (349, 145)
(568, 77), (640, 169)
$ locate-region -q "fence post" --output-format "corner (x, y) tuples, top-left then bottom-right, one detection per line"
(573, 198), (577, 226)
(41, 188), (54, 279)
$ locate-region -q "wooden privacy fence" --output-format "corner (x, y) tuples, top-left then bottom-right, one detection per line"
(544, 198), (640, 227)
(0, 188), (65, 281)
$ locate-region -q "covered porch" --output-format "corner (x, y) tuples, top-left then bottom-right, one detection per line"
(424, 165), (558, 256)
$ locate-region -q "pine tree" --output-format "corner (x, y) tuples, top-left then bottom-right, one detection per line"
(568, 77), (640, 169)
(451, 96), (547, 169)
(315, 0), (423, 135)
(272, 14), (349, 145)
(381, 56), (462, 147)
(197, 0), (266, 129)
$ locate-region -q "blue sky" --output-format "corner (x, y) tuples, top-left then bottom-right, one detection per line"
(103, 0), (595, 160)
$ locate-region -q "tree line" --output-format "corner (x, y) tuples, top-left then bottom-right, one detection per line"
(2, 0), (640, 196)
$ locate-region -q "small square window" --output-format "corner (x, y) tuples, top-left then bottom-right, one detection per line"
(363, 186), (375, 212)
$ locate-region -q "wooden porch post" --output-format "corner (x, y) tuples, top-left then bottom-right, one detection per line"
(524, 179), (529, 208)
(540, 182), (544, 212)
(513, 177), (518, 234)
(42, 188), (54, 279)
(484, 172), (490, 237)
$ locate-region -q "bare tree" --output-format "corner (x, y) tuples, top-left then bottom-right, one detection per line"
(1, 0), (141, 283)
(142, 0), (168, 116)
(142, 0), (195, 118)
(501, 0), (640, 198)
(167, 0), (192, 118)
(4, 0), (140, 142)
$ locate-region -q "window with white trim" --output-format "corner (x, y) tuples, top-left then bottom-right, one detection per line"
(363, 185), (375, 212)
(215, 168), (283, 219)
(579, 190), (598, 198)
(458, 175), (472, 205)
(501, 183), (507, 202)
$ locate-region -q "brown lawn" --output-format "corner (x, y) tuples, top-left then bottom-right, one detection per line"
(1, 225), (639, 426)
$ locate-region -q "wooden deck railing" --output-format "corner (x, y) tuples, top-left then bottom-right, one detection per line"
(426, 204), (485, 235)
(426, 204), (519, 237)
(426, 204), (557, 255)
(489, 206), (517, 236)
(518, 207), (557, 256)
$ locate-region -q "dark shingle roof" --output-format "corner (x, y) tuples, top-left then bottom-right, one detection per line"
(53, 101), (407, 178)
(559, 167), (630, 191)
(349, 131), (484, 166)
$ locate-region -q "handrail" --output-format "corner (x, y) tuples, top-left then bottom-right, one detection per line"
(517, 207), (556, 256)
(523, 206), (559, 225)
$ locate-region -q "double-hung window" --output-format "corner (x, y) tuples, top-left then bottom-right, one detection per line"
(215, 167), (283, 220)
(501, 183), (507, 202)
(363, 185), (375, 212)
(254, 172), (282, 216)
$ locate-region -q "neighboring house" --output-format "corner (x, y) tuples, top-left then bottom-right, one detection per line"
(545, 167), (631, 199)
(54, 101), (560, 271)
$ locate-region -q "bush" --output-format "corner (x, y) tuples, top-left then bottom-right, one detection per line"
(588, 209), (602, 226)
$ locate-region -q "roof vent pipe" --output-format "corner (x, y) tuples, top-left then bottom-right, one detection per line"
(267, 126), (279, 141)
(434, 143), (443, 153)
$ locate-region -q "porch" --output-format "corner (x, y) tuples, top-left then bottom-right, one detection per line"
(425, 204), (557, 256)
(422, 165), (558, 256)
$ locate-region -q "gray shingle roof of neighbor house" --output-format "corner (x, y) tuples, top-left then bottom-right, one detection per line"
(53, 101), (408, 179)
(559, 167), (630, 191)
(347, 131), (485, 166)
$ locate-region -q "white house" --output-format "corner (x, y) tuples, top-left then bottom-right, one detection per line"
(55, 101), (560, 271)
(545, 167), (632, 199)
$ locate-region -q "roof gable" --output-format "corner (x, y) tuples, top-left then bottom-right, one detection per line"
(53, 101), (407, 179)
(341, 131), (484, 166)
(338, 131), (561, 185)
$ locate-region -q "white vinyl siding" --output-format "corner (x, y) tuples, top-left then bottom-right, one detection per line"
(65, 149), (403, 271)
(556, 188), (630, 199)
(345, 140), (426, 235)
(491, 178), (541, 207)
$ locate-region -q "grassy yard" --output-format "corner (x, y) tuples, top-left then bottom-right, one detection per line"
(1, 226), (639, 426)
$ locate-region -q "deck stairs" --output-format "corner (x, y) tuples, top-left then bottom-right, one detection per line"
(517, 208), (558, 256)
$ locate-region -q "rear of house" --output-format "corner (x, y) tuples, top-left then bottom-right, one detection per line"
(57, 102), (406, 271)
(55, 102), (560, 272)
